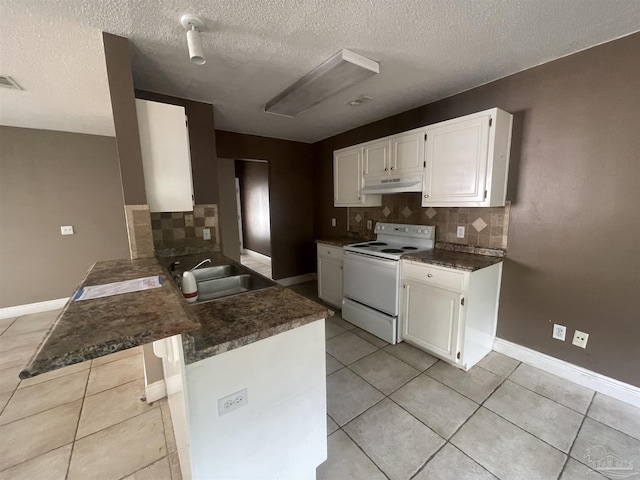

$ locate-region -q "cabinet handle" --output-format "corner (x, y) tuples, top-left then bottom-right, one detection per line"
(424, 194), (429, 198)
(384, 168), (388, 171)
(427, 274), (433, 278)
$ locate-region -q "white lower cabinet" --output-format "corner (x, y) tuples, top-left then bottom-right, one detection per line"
(400, 259), (502, 370)
(317, 244), (344, 308)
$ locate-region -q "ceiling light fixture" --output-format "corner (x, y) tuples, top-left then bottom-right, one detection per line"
(264, 49), (379, 117)
(180, 15), (206, 65)
(347, 95), (374, 107)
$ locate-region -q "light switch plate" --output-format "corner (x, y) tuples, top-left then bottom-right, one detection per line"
(456, 226), (465, 238)
(331, 218), (336, 227)
(60, 226), (74, 235)
(203, 228), (211, 240)
(185, 214), (194, 227)
(552, 324), (566, 341)
(367, 220), (372, 229)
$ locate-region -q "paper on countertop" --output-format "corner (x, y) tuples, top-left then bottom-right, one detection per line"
(73, 276), (163, 301)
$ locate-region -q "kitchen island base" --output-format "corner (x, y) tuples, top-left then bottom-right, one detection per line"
(154, 319), (327, 480)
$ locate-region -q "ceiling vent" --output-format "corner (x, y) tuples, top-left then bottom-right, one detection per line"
(347, 95), (374, 107)
(0, 76), (22, 90)
(264, 49), (379, 117)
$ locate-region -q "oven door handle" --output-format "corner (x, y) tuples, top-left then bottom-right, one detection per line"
(344, 250), (399, 264)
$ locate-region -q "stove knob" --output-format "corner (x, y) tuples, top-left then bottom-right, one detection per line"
(381, 226), (385, 230)
(417, 228), (423, 234)
(404, 227), (409, 232)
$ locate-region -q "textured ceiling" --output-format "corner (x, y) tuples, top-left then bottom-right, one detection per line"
(1, 1), (639, 142)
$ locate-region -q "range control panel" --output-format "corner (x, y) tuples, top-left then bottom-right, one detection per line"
(375, 222), (435, 240)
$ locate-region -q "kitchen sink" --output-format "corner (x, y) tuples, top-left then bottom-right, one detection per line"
(172, 262), (273, 304)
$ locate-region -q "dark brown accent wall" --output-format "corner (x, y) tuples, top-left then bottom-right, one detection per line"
(313, 33), (640, 387)
(0, 127), (130, 307)
(102, 33), (146, 205)
(135, 90), (219, 205)
(235, 161), (272, 257)
(216, 131), (315, 280)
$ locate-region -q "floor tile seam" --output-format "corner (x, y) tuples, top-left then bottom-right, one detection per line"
(84, 376), (147, 399)
(473, 359), (521, 379)
(0, 384), (19, 418)
(17, 364), (91, 391)
(86, 372), (145, 397)
(344, 351), (421, 391)
(335, 328), (386, 351)
(0, 441), (74, 475)
(337, 425), (392, 480)
(157, 403), (172, 475)
(559, 393), (596, 478)
(0, 324), (52, 338)
(331, 343), (382, 368)
(420, 368), (491, 406)
(385, 395), (449, 442)
(442, 441), (500, 479)
(505, 365), (595, 415)
(343, 360), (410, 397)
(0, 387), (89, 428)
(114, 456), (170, 480)
(0, 317), (19, 333)
(408, 441), (449, 480)
(65, 369), (90, 480)
(585, 414), (640, 443)
(338, 396), (386, 429)
(74, 404), (161, 442)
(382, 349), (439, 373)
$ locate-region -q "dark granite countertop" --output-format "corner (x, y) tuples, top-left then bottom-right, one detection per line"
(402, 246), (504, 272)
(157, 252), (332, 364)
(22, 251), (331, 377)
(20, 257), (200, 378)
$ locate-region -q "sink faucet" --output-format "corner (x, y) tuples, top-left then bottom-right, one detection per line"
(190, 259), (211, 271)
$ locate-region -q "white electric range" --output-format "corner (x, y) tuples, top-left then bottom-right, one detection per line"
(342, 223), (436, 344)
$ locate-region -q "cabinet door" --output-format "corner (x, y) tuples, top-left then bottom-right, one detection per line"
(392, 131), (425, 174)
(136, 99), (193, 212)
(318, 258), (343, 308)
(363, 139), (391, 178)
(334, 147), (362, 206)
(402, 280), (461, 363)
(422, 115), (490, 206)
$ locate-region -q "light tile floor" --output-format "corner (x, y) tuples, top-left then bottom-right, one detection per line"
(3, 284), (640, 480)
(290, 283), (640, 480)
(0, 311), (181, 480)
(240, 251), (272, 279)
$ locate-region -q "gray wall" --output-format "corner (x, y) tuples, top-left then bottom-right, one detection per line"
(0, 126), (130, 308)
(235, 160), (271, 257)
(217, 158), (241, 262)
(314, 32), (640, 387)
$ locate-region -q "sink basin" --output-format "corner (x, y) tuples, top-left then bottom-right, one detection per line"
(192, 265), (242, 282)
(173, 263), (273, 304)
(196, 274), (272, 302)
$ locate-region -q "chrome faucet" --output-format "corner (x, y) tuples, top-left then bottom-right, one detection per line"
(190, 259), (211, 271)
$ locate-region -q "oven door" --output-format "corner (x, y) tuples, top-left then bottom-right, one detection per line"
(343, 251), (400, 316)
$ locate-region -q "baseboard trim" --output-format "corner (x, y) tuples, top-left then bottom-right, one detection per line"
(242, 249), (271, 264)
(493, 338), (640, 408)
(0, 298), (68, 320)
(145, 379), (167, 404)
(277, 273), (316, 287)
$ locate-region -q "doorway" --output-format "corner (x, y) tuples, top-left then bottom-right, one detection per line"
(235, 159), (272, 279)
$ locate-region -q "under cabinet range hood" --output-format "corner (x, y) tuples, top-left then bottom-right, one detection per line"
(361, 174), (423, 194)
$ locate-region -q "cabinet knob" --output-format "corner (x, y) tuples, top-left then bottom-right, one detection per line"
(424, 194), (429, 198)
(403, 285), (407, 288)
(384, 168), (388, 171)
(427, 274), (433, 278)
(390, 167), (394, 170)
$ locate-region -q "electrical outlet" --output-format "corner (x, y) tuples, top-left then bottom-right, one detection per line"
(572, 330), (589, 348)
(552, 324), (566, 341)
(217, 388), (247, 416)
(203, 228), (211, 240)
(60, 226), (74, 235)
(367, 220), (372, 229)
(456, 226), (465, 238)
(331, 218), (336, 227)
(185, 214), (194, 227)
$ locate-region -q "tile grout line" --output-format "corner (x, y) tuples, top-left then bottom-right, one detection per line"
(337, 425), (392, 480)
(64, 364), (91, 480)
(556, 392), (596, 478)
(0, 442), (75, 474)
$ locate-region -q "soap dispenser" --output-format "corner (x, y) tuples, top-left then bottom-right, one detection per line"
(181, 271), (198, 303)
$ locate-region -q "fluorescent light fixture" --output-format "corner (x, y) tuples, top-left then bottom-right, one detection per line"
(264, 49), (379, 117)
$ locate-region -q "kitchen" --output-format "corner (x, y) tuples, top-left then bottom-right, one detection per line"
(1, 2), (639, 479)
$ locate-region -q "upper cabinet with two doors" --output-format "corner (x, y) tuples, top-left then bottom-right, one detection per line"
(333, 107), (513, 208)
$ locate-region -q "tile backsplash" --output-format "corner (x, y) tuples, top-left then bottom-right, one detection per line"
(150, 204), (220, 250)
(348, 193), (510, 250)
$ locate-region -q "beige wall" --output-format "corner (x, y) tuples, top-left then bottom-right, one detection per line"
(0, 126), (130, 308)
(314, 32), (640, 387)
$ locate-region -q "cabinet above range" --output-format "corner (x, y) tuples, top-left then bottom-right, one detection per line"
(333, 107), (513, 208)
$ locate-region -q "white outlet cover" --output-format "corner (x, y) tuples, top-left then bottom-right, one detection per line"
(552, 324), (566, 341)
(60, 225), (74, 235)
(218, 388), (248, 416)
(456, 226), (465, 238)
(331, 218), (336, 227)
(572, 330), (589, 348)
(203, 228), (211, 240)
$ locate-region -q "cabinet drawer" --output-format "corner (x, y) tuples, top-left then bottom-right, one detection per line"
(402, 261), (464, 292)
(317, 244), (344, 262)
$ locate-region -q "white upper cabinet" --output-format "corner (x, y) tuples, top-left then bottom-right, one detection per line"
(363, 139), (391, 178)
(391, 129), (426, 175)
(136, 99), (193, 213)
(334, 146), (381, 207)
(422, 108), (513, 207)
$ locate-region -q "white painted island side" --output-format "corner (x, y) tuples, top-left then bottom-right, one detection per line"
(154, 320), (327, 480)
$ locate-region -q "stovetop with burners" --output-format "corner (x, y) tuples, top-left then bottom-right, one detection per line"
(344, 223), (436, 260)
